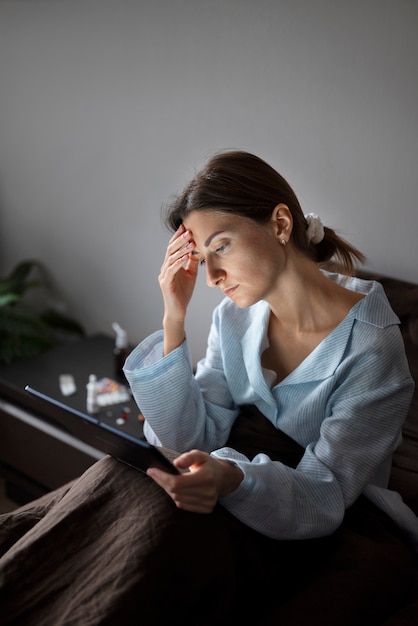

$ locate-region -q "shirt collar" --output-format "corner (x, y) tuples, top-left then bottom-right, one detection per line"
(241, 273), (400, 387)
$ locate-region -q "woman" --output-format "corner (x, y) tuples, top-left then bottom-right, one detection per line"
(126, 150), (416, 541)
(1, 150), (417, 625)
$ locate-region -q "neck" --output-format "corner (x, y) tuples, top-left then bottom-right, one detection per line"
(267, 258), (359, 334)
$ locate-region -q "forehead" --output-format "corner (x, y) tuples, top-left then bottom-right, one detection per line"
(183, 210), (252, 243)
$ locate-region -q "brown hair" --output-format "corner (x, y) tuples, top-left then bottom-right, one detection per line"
(164, 150), (365, 275)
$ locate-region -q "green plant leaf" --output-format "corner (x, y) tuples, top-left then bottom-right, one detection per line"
(0, 332), (54, 364)
(40, 310), (85, 336)
(0, 306), (54, 363)
(0, 293), (20, 308)
(0, 260), (85, 363)
(0, 260), (43, 298)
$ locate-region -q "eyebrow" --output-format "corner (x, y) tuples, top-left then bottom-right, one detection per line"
(191, 230), (227, 258)
(204, 230), (224, 247)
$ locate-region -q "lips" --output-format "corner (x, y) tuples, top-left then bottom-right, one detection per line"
(223, 285), (238, 298)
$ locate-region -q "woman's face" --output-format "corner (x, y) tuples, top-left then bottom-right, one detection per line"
(183, 209), (286, 308)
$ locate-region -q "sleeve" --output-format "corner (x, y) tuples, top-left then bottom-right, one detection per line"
(123, 313), (239, 452)
(211, 323), (414, 540)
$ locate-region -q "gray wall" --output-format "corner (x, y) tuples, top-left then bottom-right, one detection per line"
(0, 0), (417, 364)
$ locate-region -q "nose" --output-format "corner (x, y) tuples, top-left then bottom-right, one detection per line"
(205, 257), (225, 288)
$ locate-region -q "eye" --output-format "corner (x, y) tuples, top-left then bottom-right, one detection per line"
(199, 258), (206, 266)
(215, 244), (226, 254)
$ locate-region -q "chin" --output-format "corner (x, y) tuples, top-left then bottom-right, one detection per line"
(229, 294), (258, 309)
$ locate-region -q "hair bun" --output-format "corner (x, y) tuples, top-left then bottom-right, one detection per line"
(305, 213), (325, 244)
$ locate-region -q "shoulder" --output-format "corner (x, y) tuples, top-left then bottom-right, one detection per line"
(329, 275), (411, 382)
(311, 273), (409, 382)
(325, 271), (400, 329)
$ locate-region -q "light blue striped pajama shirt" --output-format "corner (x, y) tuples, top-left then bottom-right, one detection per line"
(124, 273), (418, 549)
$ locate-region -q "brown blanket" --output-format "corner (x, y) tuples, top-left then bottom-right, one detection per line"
(0, 407), (416, 625)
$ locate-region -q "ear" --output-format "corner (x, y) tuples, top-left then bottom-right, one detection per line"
(271, 204), (293, 245)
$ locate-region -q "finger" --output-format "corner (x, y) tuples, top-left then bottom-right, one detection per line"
(146, 466), (180, 489)
(167, 228), (193, 253)
(159, 252), (193, 283)
(173, 498), (215, 514)
(147, 465), (217, 513)
(180, 253), (199, 277)
(174, 449), (208, 470)
(167, 227), (191, 254)
(170, 484), (218, 513)
(160, 226), (187, 266)
(161, 247), (197, 280)
(168, 223), (185, 244)
(162, 236), (194, 272)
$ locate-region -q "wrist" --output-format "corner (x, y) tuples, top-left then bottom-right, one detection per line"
(162, 316), (186, 356)
(217, 459), (244, 497)
(163, 313), (185, 328)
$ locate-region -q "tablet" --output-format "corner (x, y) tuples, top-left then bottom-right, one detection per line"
(25, 385), (179, 475)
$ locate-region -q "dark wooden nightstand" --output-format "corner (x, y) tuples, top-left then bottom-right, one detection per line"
(0, 334), (143, 504)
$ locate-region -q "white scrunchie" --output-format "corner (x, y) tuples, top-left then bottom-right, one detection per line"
(305, 213), (325, 245)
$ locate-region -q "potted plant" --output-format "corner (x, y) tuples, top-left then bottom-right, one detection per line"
(0, 260), (84, 364)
